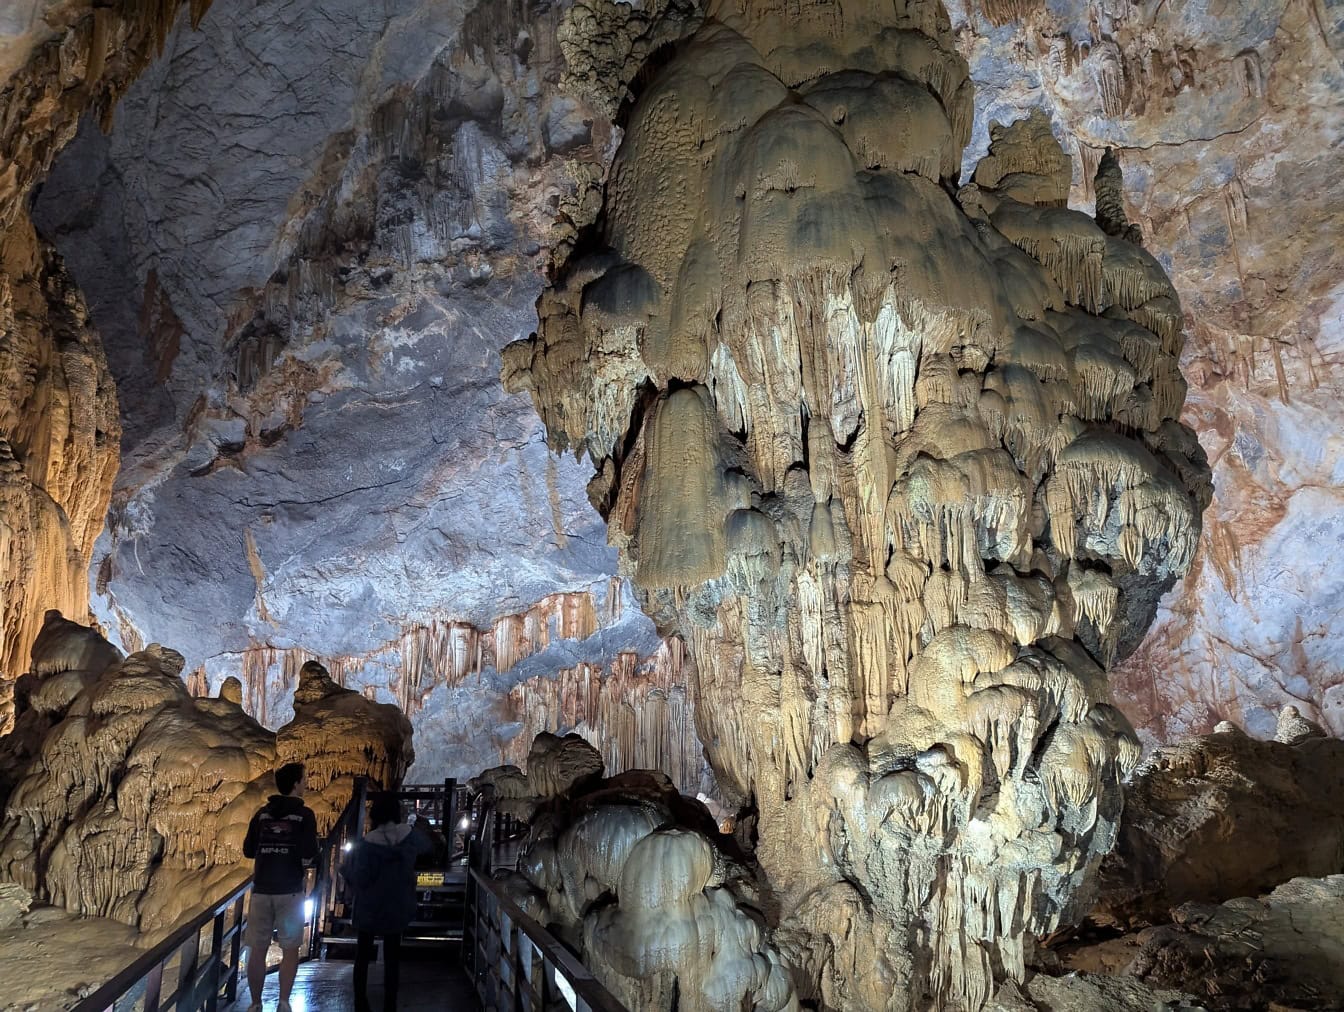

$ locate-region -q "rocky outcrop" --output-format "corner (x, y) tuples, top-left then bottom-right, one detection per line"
(1061, 876), (1344, 1012)
(1094, 717), (1344, 929)
(0, 215), (118, 689)
(0, 618), (415, 933)
(0, 629), (273, 933)
(0, 0), (211, 694)
(1124, 876), (1344, 1011)
(506, 2), (1210, 1007)
(481, 736), (797, 1012)
(945, 0), (1344, 743)
(276, 659), (414, 832)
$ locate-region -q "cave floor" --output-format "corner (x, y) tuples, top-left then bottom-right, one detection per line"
(230, 949), (478, 1011)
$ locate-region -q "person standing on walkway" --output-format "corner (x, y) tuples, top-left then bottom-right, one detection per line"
(343, 793), (432, 1012)
(242, 762), (320, 1012)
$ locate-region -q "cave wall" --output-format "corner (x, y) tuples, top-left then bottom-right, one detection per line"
(23, 0), (711, 785)
(946, 0), (1344, 740)
(2, 0), (1339, 788)
(0, 0), (211, 719)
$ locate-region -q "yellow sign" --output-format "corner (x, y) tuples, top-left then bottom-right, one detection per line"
(416, 872), (445, 888)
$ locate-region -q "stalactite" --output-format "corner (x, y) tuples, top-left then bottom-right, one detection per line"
(501, 639), (709, 794)
(508, 2), (1211, 1008)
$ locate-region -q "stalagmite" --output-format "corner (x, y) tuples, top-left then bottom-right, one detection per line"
(0, 623), (273, 932)
(275, 659), (414, 832)
(0, 620), (417, 933)
(506, 1), (1211, 1007)
(474, 734), (798, 1012)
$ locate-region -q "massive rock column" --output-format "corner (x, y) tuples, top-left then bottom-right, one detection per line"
(0, 0), (213, 697)
(505, 1), (1211, 1007)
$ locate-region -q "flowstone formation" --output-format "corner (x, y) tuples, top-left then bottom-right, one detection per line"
(0, 0), (208, 692)
(276, 659), (414, 832)
(474, 734), (797, 1012)
(0, 620), (416, 934)
(505, 1), (1211, 1007)
(0, 621), (273, 933)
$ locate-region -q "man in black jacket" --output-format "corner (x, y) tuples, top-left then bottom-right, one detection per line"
(242, 762), (319, 1012)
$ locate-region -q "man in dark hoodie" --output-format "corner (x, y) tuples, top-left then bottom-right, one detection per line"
(242, 762), (320, 1012)
(342, 793), (432, 1012)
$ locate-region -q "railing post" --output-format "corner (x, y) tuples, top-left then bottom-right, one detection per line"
(225, 893), (246, 1003)
(444, 777), (458, 863)
(205, 907), (225, 1012)
(143, 960), (164, 1012)
(173, 927), (200, 1011)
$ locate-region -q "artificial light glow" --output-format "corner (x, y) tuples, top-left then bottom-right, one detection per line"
(343, 841), (353, 852)
(458, 816), (471, 831)
(303, 899), (315, 921)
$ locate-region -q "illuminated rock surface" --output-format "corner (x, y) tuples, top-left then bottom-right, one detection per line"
(507, 2), (1209, 1006)
(0, 617), (411, 937)
(1094, 715), (1344, 930)
(945, 1), (1344, 742)
(478, 734), (798, 1012)
(2, 0), (1338, 787)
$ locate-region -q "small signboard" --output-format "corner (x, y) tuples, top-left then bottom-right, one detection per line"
(417, 871), (445, 888)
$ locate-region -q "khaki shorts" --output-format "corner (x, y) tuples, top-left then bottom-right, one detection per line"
(245, 892), (306, 951)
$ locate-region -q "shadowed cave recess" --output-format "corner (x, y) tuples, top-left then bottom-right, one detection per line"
(0, 0), (1342, 1010)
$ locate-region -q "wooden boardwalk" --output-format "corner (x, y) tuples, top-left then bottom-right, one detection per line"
(229, 950), (479, 1011)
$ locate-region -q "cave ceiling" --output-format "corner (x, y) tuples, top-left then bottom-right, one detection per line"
(0, 0), (1340, 779)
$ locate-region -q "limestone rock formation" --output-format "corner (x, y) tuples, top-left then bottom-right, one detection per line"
(502, 636), (712, 795)
(480, 736), (797, 1012)
(986, 973), (1196, 1012)
(1093, 718), (1344, 930)
(1123, 876), (1344, 1011)
(1061, 876), (1344, 1012)
(0, 0), (208, 695)
(275, 659), (414, 832)
(0, 881), (30, 931)
(0, 215), (119, 689)
(946, 0), (1344, 744)
(506, 1), (1211, 1007)
(26, 0), (684, 792)
(0, 625), (274, 933)
(0, 619), (416, 935)
(0, 609), (122, 807)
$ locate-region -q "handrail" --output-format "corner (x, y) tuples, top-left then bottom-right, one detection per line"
(308, 774), (369, 958)
(464, 867), (628, 1012)
(72, 878), (252, 1012)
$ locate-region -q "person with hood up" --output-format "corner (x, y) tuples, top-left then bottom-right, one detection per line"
(342, 793), (432, 1012)
(242, 762), (320, 1012)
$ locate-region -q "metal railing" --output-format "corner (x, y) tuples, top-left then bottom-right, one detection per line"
(72, 880), (251, 1012)
(463, 868), (627, 1012)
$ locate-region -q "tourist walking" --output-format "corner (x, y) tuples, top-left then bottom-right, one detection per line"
(242, 762), (320, 1012)
(343, 793), (432, 1012)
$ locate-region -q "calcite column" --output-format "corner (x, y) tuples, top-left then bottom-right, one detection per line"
(506, 1), (1210, 1007)
(0, 217), (119, 690)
